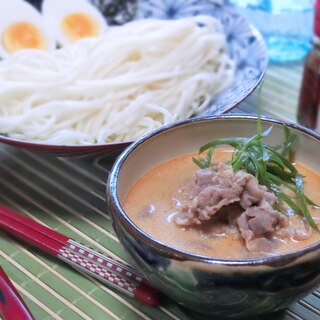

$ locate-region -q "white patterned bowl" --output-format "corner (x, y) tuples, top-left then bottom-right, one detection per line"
(0, 0), (267, 156)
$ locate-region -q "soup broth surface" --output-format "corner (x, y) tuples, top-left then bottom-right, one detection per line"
(124, 150), (320, 259)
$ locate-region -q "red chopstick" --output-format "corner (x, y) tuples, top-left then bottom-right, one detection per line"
(0, 266), (35, 320)
(0, 206), (159, 307)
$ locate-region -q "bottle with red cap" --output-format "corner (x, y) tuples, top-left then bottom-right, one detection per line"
(297, 0), (320, 131)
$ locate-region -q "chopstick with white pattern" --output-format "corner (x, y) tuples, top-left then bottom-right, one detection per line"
(0, 206), (159, 307)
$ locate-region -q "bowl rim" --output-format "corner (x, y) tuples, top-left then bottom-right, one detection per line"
(108, 114), (320, 266)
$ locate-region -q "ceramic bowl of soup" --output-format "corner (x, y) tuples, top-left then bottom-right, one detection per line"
(107, 114), (320, 318)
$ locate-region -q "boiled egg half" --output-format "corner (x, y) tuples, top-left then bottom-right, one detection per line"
(0, 0), (55, 58)
(42, 0), (108, 46)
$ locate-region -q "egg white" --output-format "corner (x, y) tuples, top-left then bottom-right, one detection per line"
(42, 0), (108, 46)
(0, 0), (55, 58)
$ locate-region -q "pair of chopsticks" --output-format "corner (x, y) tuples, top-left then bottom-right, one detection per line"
(0, 206), (159, 307)
(0, 266), (34, 320)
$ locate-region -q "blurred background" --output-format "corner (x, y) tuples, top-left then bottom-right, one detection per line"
(227, 0), (314, 63)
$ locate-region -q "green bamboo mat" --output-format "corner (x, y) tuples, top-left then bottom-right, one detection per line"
(1, 62), (320, 320)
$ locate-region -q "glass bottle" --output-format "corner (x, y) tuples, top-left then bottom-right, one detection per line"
(228, 0), (314, 62)
(297, 0), (320, 131)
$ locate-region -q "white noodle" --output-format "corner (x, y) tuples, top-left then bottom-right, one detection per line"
(0, 16), (235, 145)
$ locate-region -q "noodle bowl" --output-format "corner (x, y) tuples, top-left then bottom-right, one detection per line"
(0, 16), (235, 145)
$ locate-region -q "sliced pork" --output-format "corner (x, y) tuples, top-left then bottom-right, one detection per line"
(173, 162), (288, 252)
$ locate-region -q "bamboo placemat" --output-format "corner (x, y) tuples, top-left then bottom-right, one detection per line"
(1, 62), (320, 320)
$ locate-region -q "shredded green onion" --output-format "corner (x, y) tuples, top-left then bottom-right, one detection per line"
(193, 121), (319, 231)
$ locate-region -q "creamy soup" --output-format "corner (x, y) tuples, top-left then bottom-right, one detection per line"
(124, 149), (320, 259)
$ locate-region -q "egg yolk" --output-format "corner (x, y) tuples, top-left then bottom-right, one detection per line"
(61, 13), (99, 41)
(2, 22), (47, 53)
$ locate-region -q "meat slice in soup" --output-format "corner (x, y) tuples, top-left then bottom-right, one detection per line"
(173, 162), (288, 252)
(123, 150), (320, 259)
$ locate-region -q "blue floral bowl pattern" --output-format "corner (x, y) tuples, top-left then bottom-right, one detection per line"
(134, 0), (268, 115)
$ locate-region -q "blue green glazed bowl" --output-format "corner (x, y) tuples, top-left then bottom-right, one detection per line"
(107, 115), (320, 318)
